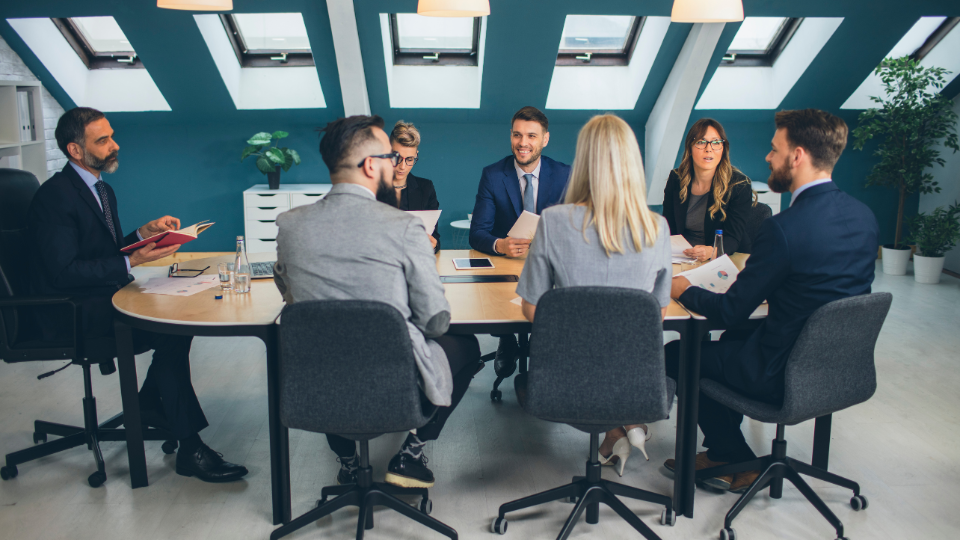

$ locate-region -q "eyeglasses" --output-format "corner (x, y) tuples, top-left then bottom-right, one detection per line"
(168, 263), (210, 278)
(396, 155), (419, 166)
(694, 139), (725, 150)
(357, 151), (401, 168)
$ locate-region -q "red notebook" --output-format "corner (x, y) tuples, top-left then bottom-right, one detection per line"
(121, 221), (215, 253)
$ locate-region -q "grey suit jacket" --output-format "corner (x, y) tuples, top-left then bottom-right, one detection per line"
(273, 183), (455, 406)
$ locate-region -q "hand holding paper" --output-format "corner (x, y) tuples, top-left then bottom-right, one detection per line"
(675, 255), (740, 294)
(671, 235), (697, 264)
(507, 211), (540, 240)
(407, 210), (442, 235)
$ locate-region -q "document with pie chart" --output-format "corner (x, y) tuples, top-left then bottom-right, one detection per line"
(676, 255), (740, 294)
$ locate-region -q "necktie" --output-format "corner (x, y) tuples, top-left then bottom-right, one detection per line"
(94, 179), (118, 244)
(522, 173), (536, 214)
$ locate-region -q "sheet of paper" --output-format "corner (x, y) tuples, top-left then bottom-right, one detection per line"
(407, 210), (442, 235)
(670, 235), (696, 257)
(140, 275), (221, 296)
(511, 297), (523, 306)
(676, 255), (740, 294)
(507, 210), (540, 240)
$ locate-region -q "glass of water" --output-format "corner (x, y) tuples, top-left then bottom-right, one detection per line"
(218, 262), (233, 291)
(234, 272), (251, 294)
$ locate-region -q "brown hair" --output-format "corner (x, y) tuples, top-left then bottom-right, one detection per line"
(674, 118), (749, 221)
(390, 120), (421, 148)
(511, 106), (549, 133)
(774, 109), (848, 172)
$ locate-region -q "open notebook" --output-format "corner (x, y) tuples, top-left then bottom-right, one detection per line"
(121, 221), (215, 253)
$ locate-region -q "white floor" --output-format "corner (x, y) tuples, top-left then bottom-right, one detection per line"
(1, 262), (958, 540)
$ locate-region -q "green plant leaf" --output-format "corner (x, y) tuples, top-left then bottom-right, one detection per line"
(265, 147), (285, 165)
(281, 152), (293, 172)
(286, 148), (301, 165)
(272, 131), (289, 140)
(256, 156), (275, 174)
(247, 132), (273, 145)
(240, 144), (260, 162)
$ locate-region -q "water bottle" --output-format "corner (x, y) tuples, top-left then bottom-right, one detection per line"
(713, 230), (724, 260)
(234, 236), (251, 293)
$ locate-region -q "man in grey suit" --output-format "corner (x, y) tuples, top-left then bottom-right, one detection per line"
(273, 115), (481, 489)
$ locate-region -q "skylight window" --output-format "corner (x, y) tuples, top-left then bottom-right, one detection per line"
(389, 13), (481, 66)
(556, 15), (643, 66)
(911, 17), (958, 61)
(51, 17), (142, 69)
(724, 17), (802, 67)
(220, 13), (314, 67)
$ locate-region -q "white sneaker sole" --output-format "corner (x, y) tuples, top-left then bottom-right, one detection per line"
(385, 472), (434, 488)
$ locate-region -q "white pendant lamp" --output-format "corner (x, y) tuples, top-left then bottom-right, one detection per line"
(671, 0), (744, 23)
(157, 0), (233, 10)
(417, 0), (490, 17)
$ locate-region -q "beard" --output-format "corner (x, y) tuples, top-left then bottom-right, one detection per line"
(374, 166), (394, 201)
(513, 144), (543, 167)
(83, 149), (119, 174)
(767, 159), (792, 193)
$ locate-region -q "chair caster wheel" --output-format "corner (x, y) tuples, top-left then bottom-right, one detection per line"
(419, 498), (432, 514)
(161, 440), (178, 455)
(661, 508), (676, 526)
(719, 527), (737, 540)
(850, 494), (868, 511)
(88, 471), (106, 488)
(491, 517), (508, 535)
(1, 465), (18, 480)
(490, 390), (502, 402)
(33, 433), (47, 444)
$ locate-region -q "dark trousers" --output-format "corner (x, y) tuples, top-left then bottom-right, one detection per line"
(665, 335), (782, 463)
(327, 334), (482, 458)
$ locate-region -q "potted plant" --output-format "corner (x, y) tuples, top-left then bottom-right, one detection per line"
(906, 202), (960, 284)
(241, 131), (301, 190)
(852, 56), (959, 275)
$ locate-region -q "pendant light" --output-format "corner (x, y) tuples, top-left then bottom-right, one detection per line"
(417, 0), (490, 17)
(671, 0), (744, 23)
(157, 0), (233, 10)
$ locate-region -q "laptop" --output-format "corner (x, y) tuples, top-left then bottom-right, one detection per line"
(250, 261), (276, 279)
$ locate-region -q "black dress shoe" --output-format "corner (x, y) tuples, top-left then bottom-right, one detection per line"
(176, 444), (249, 483)
(385, 452), (434, 488)
(494, 335), (519, 378)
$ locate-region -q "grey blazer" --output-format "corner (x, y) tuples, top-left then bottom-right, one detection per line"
(273, 183), (455, 406)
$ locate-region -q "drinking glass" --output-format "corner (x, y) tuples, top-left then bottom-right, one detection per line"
(218, 262), (233, 291)
(234, 272), (251, 294)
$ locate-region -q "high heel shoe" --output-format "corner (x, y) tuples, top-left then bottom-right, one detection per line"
(625, 425), (652, 461)
(598, 437), (631, 476)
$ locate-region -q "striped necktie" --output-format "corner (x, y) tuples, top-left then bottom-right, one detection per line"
(94, 179), (118, 244)
(522, 173), (536, 214)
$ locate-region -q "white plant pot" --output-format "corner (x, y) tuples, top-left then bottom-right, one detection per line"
(881, 245), (911, 276)
(913, 254), (945, 284)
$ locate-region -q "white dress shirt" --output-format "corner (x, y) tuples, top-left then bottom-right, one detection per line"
(69, 162), (139, 271)
(789, 177), (833, 207)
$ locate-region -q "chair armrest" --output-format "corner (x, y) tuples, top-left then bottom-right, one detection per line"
(0, 296), (75, 308)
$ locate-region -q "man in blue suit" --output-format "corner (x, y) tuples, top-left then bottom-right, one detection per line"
(470, 106), (571, 376)
(664, 109), (879, 493)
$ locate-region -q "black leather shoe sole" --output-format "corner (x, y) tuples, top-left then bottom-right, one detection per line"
(175, 464), (248, 483)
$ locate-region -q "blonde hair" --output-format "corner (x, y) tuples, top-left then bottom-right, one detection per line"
(565, 114), (660, 256)
(390, 120), (420, 148)
(675, 118), (751, 220)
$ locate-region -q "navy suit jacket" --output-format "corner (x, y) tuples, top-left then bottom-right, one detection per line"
(27, 164), (138, 340)
(679, 181), (879, 394)
(469, 155), (571, 255)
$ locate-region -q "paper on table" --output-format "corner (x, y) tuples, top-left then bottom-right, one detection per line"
(408, 210), (442, 235)
(676, 255), (740, 294)
(507, 211), (540, 240)
(510, 297), (523, 306)
(670, 235), (696, 263)
(140, 275), (221, 296)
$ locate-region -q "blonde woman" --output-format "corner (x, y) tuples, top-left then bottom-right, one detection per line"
(663, 118), (752, 260)
(515, 114), (672, 475)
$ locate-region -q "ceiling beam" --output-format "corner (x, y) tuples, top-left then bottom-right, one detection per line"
(644, 23), (725, 205)
(327, 0), (371, 116)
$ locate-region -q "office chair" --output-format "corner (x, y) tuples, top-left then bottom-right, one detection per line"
(695, 293), (892, 540)
(0, 168), (175, 488)
(739, 201), (772, 254)
(493, 287), (675, 540)
(270, 300), (457, 540)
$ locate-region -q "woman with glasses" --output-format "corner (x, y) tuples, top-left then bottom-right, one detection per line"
(663, 119), (753, 261)
(377, 120), (442, 252)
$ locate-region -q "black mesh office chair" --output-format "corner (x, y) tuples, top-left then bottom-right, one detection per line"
(492, 287), (675, 540)
(738, 201), (772, 254)
(270, 300), (458, 540)
(0, 168), (174, 488)
(695, 293), (892, 540)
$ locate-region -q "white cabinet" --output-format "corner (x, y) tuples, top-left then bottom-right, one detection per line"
(243, 184), (332, 254)
(752, 182), (782, 215)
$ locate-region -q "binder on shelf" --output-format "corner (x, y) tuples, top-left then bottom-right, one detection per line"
(17, 89), (36, 142)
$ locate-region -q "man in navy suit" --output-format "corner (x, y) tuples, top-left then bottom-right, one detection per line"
(28, 108), (248, 483)
(469, 106), (571, 376)
(664, 109), (879, 493)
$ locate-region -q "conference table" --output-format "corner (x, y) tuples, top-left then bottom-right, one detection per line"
(111, 249), (760, 525)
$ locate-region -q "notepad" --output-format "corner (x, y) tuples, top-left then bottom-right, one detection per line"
(407, 210), (442, 235)
(121, 221), (214, 253)
(507, 211), (540, 240)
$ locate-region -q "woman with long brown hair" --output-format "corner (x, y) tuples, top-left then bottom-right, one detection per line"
(663, 119), (753, 260)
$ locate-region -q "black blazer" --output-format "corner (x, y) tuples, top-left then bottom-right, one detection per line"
(377, 173), (441, 252)
(680, 181), (879, 397)
(662, 169), (752, 255)
(27, 163), (139, 340)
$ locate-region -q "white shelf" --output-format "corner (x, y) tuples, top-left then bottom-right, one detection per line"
(0, 80), (46, 181)
(242, 184), (333, 254)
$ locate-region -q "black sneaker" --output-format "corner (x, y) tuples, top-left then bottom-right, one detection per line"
(336, 455), (359, 485)
(385, 452), (435, 488)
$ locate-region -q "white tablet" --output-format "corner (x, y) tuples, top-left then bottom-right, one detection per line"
(453, 258), (494, 270)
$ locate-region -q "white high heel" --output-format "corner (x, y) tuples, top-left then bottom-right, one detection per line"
(598, 437), (631, 476)
(625, 425), (652, 461)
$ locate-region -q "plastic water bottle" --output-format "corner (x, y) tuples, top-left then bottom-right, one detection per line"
(234, 236), (251, 293)
(713, 230), (724, 260)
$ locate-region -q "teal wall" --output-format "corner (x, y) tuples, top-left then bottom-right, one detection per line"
(2, 0), (958, 251)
